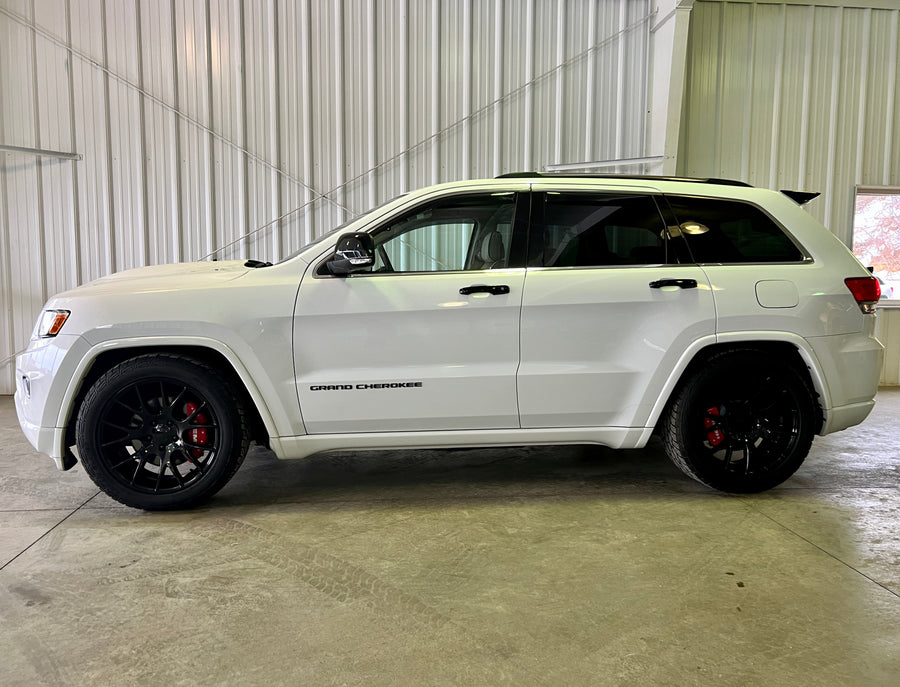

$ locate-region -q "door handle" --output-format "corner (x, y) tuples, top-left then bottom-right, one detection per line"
(649, 278), (697, 289)
(459, 284), (510, 296)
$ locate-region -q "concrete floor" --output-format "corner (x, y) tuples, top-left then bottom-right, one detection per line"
(1, 392), (899, 686)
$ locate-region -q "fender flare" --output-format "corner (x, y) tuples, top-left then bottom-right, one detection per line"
(55, 336), (291, 456)
(643, 331), (830, 433)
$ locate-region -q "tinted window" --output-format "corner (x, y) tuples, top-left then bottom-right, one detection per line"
(530, 193), (670, 267)
(666, 196), (803, 263)
(371, 194), (516, 273)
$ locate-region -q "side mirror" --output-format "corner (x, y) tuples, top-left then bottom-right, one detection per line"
(327, 232), (375, 275)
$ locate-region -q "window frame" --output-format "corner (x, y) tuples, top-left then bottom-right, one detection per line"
(315, 190), (531, 277)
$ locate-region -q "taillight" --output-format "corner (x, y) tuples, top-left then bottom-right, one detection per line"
(844, 277), (880, 314)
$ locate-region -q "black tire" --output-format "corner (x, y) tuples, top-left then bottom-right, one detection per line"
(75, 353), (249, 510)
(663, 350), (817, 493)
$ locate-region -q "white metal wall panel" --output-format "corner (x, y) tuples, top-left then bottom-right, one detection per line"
(138, 2), (179, 268)
(3, 1), (46, 368)
(0, 0), (657, 394)
(680, 1), (900, 245)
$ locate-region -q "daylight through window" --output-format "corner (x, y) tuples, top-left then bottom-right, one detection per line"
(852, 190), (900, 301)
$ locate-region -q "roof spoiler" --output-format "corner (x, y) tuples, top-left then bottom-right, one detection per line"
(780, 190), (820, 205)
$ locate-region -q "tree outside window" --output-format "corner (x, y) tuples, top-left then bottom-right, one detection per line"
(852, 191), (900, 300)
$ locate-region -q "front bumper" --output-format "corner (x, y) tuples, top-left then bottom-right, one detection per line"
(14, 333), (88, 470)
(14, 390), (72, 470)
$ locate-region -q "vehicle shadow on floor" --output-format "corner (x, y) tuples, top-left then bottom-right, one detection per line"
(208, 436), (713, 510)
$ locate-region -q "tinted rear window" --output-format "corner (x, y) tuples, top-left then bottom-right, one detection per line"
(666, 196), (803, 263)
(531, 193), (671, 267)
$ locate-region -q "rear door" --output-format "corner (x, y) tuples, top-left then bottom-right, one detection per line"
(517, 186), (717, 429)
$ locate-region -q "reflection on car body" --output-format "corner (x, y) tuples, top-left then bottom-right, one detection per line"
(15, 174), (884, 510)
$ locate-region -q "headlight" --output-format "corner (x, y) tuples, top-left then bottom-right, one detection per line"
(35, 309), (70, 338)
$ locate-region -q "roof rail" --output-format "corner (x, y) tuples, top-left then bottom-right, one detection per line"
(495, 172), (753, 187)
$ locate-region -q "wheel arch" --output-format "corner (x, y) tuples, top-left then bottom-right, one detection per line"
(62, 340), (275, 461)
(649, 337), (826, 436)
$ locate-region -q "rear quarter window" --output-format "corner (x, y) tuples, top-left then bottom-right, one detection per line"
(666, 196), (804, 263)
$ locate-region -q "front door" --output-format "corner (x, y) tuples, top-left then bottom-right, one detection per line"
(294, 191), (527, 434)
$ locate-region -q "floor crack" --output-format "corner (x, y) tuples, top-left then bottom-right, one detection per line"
(0, 491), (101, 572)
(748, 501), (900, 600)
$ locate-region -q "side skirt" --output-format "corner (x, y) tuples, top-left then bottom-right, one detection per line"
(268, 426), (656, 460)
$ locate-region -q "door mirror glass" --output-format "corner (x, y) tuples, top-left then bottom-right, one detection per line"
(327, 232), (376, 275)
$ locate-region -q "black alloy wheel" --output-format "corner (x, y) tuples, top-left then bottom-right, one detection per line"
(663, 350), (816, 493)
(76, 354), (249, 510)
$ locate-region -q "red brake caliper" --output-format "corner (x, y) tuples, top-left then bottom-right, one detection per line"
(184, 402), (209, 458)
(704, 406), (725, 447)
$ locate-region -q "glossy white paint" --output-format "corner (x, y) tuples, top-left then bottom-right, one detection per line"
(271, 426), (654, 463)
(755, 280), (799, 309)
(518, 265), (715, 427)
(13, 177), (884, 470)
(14, 258), (311, 459)
(807, 328), (883, 433)
(294, 269), (526, 433)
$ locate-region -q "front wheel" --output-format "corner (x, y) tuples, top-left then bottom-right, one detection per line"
(75, 354), (249, 510)
(663, 351), (817, 493)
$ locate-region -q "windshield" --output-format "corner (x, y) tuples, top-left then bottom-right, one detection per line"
(279, 221), (354, 264)
(278, 192), (412, 264)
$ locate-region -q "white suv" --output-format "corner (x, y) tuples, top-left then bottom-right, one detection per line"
(15, 175), (884, 510)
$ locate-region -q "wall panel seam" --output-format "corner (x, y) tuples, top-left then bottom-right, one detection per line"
(28, 0), (48, 303)
(0, 4), (337, 213)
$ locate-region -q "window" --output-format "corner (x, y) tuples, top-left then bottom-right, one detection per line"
(530, 193), (670, 267)
(380, 222), (474, 272)
(852, 190), (900, 300)
(666, 196), (803, 264)
(371, 194), (516, 273)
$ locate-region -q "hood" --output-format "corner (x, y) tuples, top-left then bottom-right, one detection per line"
(62, 261), (251, 297)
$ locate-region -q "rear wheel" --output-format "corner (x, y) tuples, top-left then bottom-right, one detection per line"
(75, 354), (249, 510)
(663, 350), (817, 493)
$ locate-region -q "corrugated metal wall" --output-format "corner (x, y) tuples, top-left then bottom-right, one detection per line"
(679, 0), (900, 245)
(0, 0), (655, 394)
